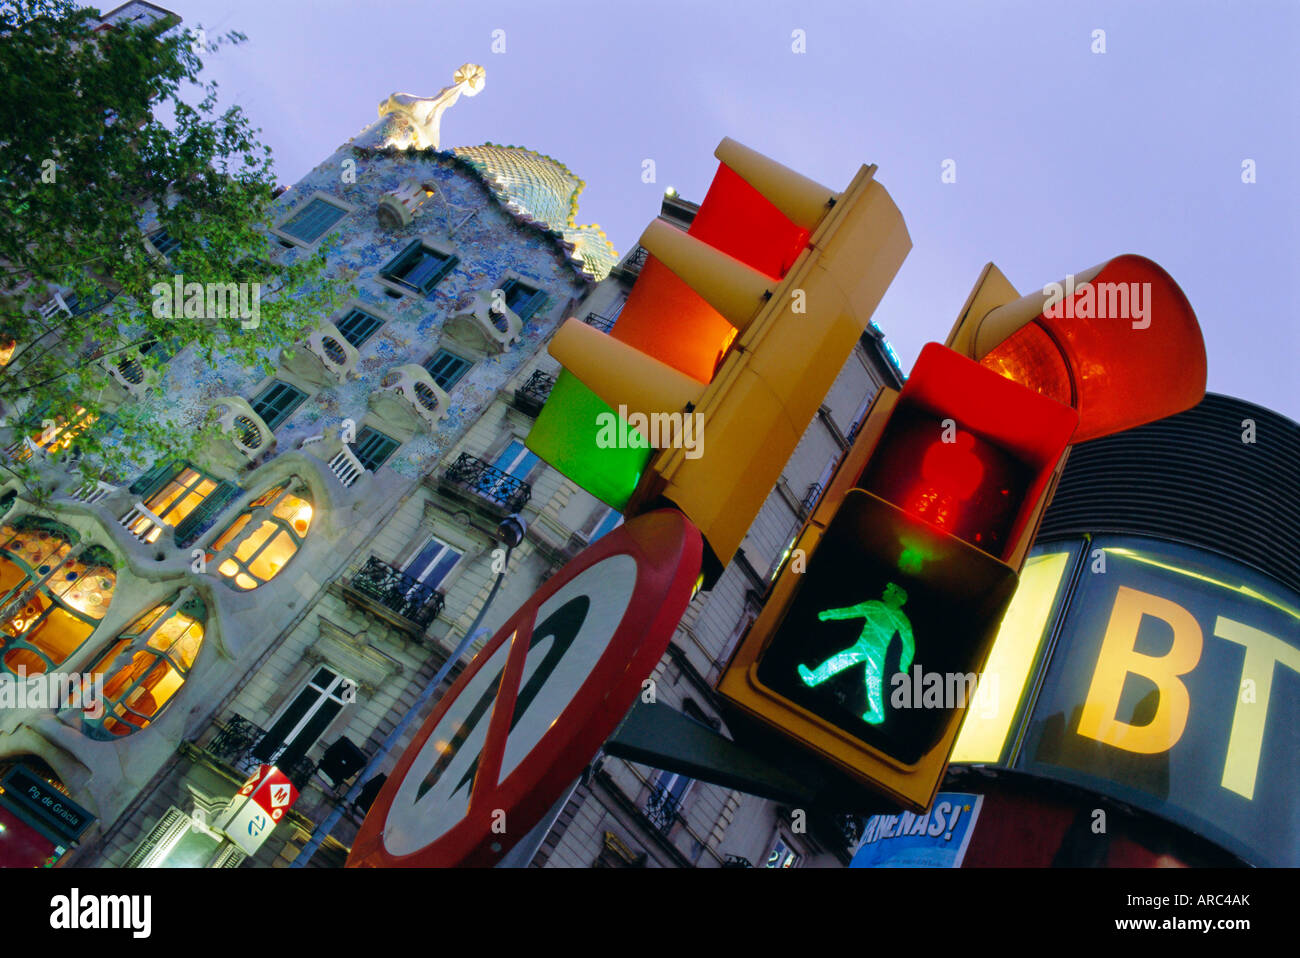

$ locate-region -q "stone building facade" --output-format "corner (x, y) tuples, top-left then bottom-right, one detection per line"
(0, 51), (906, 868)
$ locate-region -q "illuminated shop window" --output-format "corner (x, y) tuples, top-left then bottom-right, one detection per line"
(83, 592), (206, 739)
(206, 481), (313, 590)
(0, 519), (116, 677)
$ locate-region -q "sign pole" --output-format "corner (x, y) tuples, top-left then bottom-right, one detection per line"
(291, 539), (517, 868)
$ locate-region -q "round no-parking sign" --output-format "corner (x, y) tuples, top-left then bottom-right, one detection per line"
(347, 509), (703, 867)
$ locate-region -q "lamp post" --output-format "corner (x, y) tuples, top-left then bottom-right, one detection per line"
(291, 514), (527, 868)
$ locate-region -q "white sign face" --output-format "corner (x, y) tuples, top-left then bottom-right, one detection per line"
(224, 796), (275, 857)
(381, 555), (639, 858)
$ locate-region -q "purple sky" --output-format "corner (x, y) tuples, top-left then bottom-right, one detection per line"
(163, 0), (1298, 421)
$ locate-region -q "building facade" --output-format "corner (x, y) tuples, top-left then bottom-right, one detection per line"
(0, 60), (621, 866)
(0, 32), (910, 866)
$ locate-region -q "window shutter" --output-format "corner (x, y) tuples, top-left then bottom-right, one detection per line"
(129, 459), (180, 498)
(382, 240), (423, 280)
(421, 254), (459, 296)
(174, 480), (241, 548)
(283, 199), (345, 243)
(336, 309), (382, 347)
(251, 381), (306, 431)
(513, 289), (547, 323)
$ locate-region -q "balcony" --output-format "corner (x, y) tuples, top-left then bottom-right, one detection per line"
(103, 348), (160, 400)
(439, 453), (531, 516)
(367, 363), (449, 435)
(613, 245), (649, 280)
(326, 443), (368, 489)
(582, 310), (617, 333)
(443, 289), (522, 353)
(204, 713), (318, 790)
(376, 177), (433, 230)
(512, 369), (555, 417)
(799, 481), (824, 517)
(642, 782), (682, 833)
(279, 321), (359, 387)
(341, 555), (446, 635)
(203, 397), (274, 470)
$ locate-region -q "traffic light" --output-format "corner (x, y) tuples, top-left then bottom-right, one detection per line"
(717, 251), (1208, 812)
(527, 137), (911, 570)
(946, 254), (1206, 442)
(717, 343), (1079, 810)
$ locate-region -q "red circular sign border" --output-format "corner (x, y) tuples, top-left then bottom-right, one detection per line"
(348, 509), (703, 867)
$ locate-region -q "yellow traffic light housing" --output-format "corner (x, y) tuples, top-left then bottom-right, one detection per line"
(717, 344), (1078, 811)
(527, 137), (911, 571)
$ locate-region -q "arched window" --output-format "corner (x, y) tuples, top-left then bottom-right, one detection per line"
(83, 592), (206, 739)
(206, 480), (312, 590)
(0, 519), (116, 677)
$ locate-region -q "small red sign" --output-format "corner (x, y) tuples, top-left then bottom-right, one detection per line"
(244, 765), (299, 822)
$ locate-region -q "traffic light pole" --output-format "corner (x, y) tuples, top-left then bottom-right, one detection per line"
(603, 700), (901, 816)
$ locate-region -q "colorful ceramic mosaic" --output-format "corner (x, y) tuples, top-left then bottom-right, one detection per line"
(118, 113), (606, 487)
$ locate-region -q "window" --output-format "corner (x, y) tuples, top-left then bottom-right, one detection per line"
(146, 228), (180, 260)
(494, 440), (539, 479)
(401, 535), (462, 590)
(423, 349), (472, 390)
(5, 405), (97, 463)
(0, 520), (116, 677)
(644, 770), (692, 831)
(334, 307), (383, 348)
(252, 667), (354, 768)
(499, 278), (547, 322)
(349, 427), (400, 472)
(380, 240), (459, 297)
(82, 593), (206, 739)
(277, 197), (348, 244)
(766, 836), (801, 868)
(250, 380), (307, 431)
(207, 481), (313, 591)
(476, 439), (538, 501)
(124, 463), (241, 547)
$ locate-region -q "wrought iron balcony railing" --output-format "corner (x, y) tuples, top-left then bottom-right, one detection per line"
(799, 481), (824, 516)
(350, 556), (446, 629)
(642, 782), (683, 833)
(614, 245), (649, 278)
(513, 369), (555, 417)
(205, 713), (318, 790)
(721, 854), (754, 868)
(443, 453), (531, 515)
(583, 310), (617, 333)
(208, 714), (265, 770)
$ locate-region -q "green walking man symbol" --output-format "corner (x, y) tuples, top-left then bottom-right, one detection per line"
(797, 582), (914, 725)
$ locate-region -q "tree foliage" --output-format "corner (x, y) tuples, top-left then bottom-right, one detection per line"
(0, 0), (340, 490)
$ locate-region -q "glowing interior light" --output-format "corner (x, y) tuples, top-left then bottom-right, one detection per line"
(905, 433), (985, 530)
(797, 582), (914, 726)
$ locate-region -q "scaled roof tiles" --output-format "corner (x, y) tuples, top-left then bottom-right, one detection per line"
(451, 144), (620, 281)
